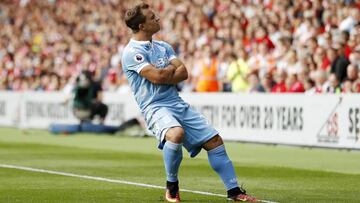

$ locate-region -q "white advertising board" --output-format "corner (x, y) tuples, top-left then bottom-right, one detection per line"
(181, 93), (360, 149)
(19, 92), (78, 128)
(0, 91), (21, 127)
(17, 92), (140, 128)
(0, 91), (359, 149)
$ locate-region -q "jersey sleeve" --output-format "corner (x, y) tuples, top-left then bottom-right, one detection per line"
(122, 48), (150, 73)
(161, 42), (177, 61)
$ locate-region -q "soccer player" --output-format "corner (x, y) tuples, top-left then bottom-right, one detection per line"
(121, 3), (257, 202)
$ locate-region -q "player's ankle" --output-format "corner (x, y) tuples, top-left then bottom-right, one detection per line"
(166, 180), (179, 197)
(227, 187), (245, 198)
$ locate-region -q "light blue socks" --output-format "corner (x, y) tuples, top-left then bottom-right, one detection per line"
(163, 141), (183, 182)
(207, 145), (238, 190)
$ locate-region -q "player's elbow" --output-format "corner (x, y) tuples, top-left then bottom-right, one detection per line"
(180, 66), (188, 81)
(183, 70), (189, 80)
(178, 73), (188, 82)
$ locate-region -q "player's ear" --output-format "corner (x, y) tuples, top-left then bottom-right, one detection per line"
(139, 23), (145, 31)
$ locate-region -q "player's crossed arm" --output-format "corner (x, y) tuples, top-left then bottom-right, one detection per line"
(139, 59), (188, 85)
(169, 58), (188, 84)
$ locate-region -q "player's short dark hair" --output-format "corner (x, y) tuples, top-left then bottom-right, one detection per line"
(124, 3), (149, 33)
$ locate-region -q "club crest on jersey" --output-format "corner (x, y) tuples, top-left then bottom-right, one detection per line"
(134, 54), (144, 63)
(155, 56), (169, 68)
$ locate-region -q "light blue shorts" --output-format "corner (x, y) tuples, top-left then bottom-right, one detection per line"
(145, 103), (218, 157)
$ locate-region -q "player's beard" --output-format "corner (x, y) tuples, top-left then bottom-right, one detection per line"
(153, 24), (161, 34)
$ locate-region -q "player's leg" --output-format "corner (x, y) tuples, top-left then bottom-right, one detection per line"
(176, 105), (256, 201)
(145, 107), (184, 202)
(203, 135), (257, 202)
(163, 127), (184, 202)
(202, 135), (239, 195)
(164, 127), (183, 183)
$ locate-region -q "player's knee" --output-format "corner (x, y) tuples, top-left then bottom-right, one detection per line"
(165, 127), (184, 144)
(203, 135), (224, 150)
(212, 135), (223, 144)
(212, 135), (224, 147)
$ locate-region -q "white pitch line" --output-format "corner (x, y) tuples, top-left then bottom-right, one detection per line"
(0, 164), (278, 203)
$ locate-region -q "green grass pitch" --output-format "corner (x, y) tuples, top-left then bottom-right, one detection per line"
(1, 127), (360, 203)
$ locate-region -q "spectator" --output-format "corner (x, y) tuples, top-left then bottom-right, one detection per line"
(330, 43), (350, 82)
(226, 51), (250, 92)
(346, 64), (359, 82)
(311, 69), (328, 93)
(194, 47), (220, 92)
(286, 73), (305, 93)
(349, 46), (360, 67)
(326, 73), (342, 93)
(260, 73), (275, 93)
(271, 70), (287, 93)
(247, 72), (265, 93)
(0, 0), (359, 94)
(342, 80), (354, 93)
(303, 78), (315, 93)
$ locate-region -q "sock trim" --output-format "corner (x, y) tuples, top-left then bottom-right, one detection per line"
(164, 140), (182, 151)
(207, 144), (225, 154)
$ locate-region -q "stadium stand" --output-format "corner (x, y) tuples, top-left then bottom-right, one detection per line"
(0, 0), (359, 93)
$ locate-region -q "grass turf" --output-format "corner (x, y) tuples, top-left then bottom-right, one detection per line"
(0, 127), (360, 203)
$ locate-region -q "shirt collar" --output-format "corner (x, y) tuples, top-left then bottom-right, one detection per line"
(130, 38), (152, 45)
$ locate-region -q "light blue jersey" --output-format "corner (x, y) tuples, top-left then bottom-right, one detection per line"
(122, 39), (218, 157)
(121, 39), (185, 114)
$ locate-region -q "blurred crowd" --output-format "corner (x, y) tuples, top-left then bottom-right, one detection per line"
(0, 0), (360, 93)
